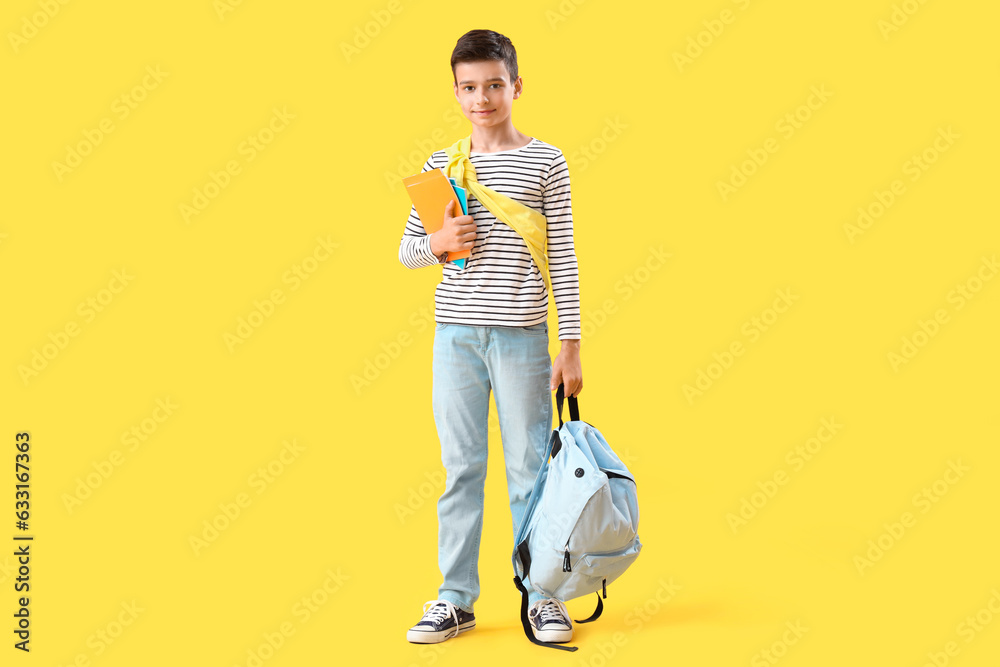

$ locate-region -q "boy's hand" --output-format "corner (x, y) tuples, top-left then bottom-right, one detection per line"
(551, 340), (582, 397)
(429, 199), (477, 256)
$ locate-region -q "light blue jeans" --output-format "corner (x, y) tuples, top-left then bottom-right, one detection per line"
(432, 321), (552, 613)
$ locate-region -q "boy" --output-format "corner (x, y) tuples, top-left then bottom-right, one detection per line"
(398, 29), (582, 645)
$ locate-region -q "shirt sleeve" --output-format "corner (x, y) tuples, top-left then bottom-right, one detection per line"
(398, 156), (445, 269)
(543, 151), (581, 340)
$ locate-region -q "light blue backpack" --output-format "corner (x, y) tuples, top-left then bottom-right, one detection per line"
(512, 385), (642, 651)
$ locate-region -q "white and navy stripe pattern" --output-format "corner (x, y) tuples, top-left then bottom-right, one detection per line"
(398, 137), (581, 341)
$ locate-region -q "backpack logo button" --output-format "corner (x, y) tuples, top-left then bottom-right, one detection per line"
(574, 468), (584, 478)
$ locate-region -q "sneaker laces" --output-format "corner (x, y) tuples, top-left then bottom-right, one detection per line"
(420, 599), (459, 627)
(529, 598), (570, 627)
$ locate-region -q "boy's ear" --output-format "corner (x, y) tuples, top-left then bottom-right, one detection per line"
(512, 76), (523, 99)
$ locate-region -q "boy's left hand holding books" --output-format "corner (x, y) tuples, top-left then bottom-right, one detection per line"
(551, 340), (582, 397)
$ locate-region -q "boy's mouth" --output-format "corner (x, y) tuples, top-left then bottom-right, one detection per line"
(474, 110), (494, 116)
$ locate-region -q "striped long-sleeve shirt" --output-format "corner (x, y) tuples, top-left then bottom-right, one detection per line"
(398, 137), (581, 340)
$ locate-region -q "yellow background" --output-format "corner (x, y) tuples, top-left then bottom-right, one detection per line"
(2, 0), (998, 665)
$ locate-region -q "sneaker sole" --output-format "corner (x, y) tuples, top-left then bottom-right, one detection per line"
(532, 626), (573, 643)
(406, 620), (475, 644)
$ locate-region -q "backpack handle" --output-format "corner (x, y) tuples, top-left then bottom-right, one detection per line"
(555, 383), (580, 426)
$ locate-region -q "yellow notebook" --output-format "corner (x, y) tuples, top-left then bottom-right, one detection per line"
(402, 168), (471, 261)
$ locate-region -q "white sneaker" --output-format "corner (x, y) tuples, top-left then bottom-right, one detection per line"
(406, 599), (476, 644)
(528, 598), (573, 643)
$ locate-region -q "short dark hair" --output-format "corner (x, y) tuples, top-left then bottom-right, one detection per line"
(451, 29), (518, 85)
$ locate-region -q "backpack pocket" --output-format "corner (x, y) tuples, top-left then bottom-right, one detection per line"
(573, 539), (642, 586)
(532, 473), (641, 601)
(561, 473), (638, 557)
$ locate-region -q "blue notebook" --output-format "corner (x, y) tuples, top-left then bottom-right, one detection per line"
(448, 178), (468, 270)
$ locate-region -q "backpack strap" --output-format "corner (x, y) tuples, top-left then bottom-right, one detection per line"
(575, 586), (605, 624)
(512, 575), (579, 652)
(555, 383), (580, 426)
(513, 541), (577, 651)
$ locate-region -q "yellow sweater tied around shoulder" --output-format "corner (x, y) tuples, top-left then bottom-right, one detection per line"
(443, 135), (551, 295)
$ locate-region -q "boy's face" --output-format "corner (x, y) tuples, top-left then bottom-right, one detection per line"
(453, 60), (522, 131)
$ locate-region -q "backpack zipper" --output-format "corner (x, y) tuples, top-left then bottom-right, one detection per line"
(562, 545), (572, 572)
